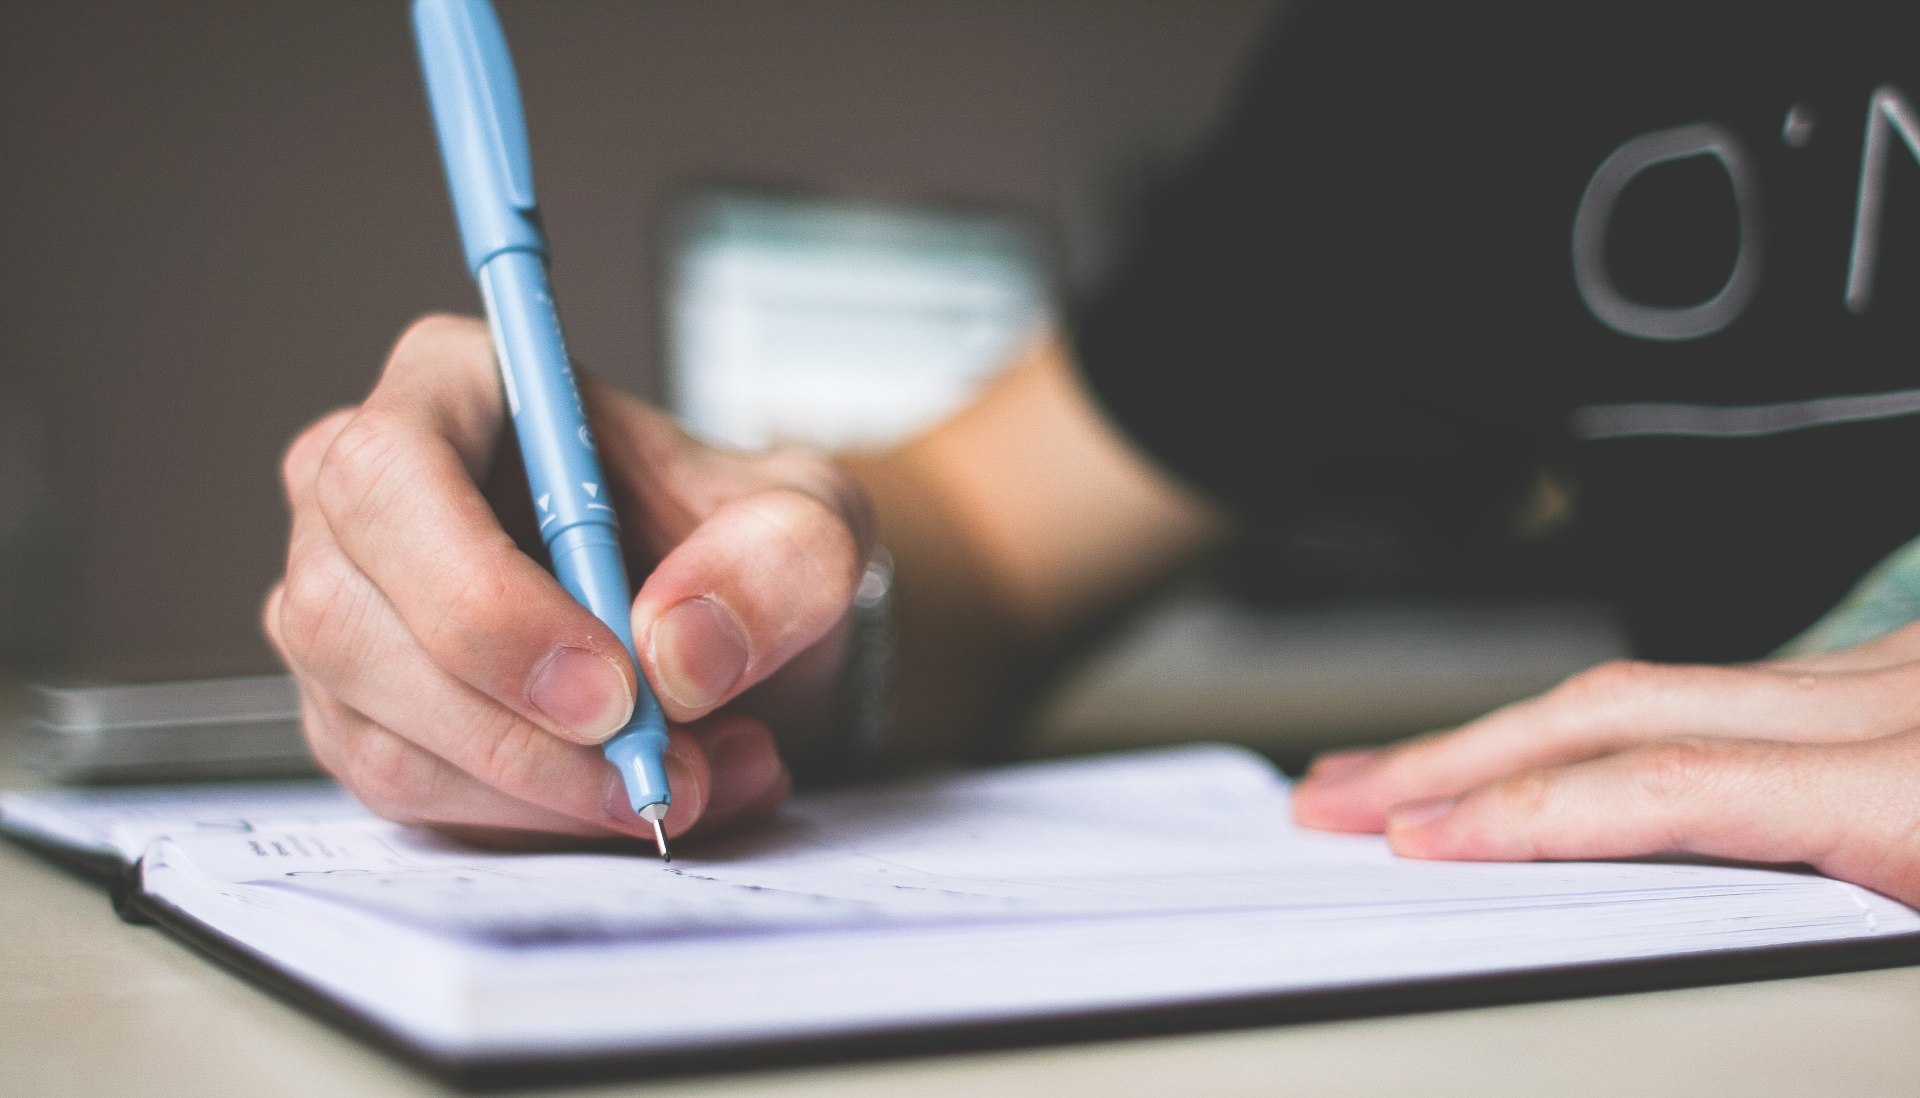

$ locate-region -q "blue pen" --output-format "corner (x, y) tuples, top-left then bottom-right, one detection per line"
(412, 0), (673, 859)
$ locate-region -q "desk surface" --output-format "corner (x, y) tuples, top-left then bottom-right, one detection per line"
(7, 710), (1920, 1096)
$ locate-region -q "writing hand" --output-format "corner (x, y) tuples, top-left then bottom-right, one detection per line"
(265, 316), (872, 846)
(1294, 628), (1920, 906)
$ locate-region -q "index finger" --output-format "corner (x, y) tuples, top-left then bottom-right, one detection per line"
(313, 315), (639, 746)
(1294, 657), (1920, 834)
(1380, 736), (1920, 902)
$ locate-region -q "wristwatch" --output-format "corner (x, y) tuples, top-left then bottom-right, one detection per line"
(793, 546), (894, 786)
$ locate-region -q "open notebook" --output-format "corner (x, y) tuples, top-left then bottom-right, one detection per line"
(6, 745), (1920, 1081)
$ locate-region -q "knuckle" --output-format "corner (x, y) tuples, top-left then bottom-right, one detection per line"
(314, 410), (408, 526)
(277, 552), (362, 661)
(415, 544), (524, 661)
(1491, 768), (1558, 817)
(470, 712), (550, 800)
(1632, 736), (1723, 805)
(1559, 659), (1660, 702)
(280, 408), (356, 499)
(343, 724), (442, 813)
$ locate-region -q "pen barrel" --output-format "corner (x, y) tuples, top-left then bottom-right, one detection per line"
(478, 251), (609, 526)
(552, 523), (671, 777)
(548, 524), (639, 659)
(419, 2), (672, 815)
(476, 250), (630, 639)
(479, 250), (672, 806)
(413, 0), (544, 273)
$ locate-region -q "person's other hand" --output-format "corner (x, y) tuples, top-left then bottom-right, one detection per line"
(1293, 627), (1920, 906)
(265, 316), (872, 846)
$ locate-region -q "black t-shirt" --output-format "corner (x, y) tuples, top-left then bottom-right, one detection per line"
(1074, 0), (1920, 661)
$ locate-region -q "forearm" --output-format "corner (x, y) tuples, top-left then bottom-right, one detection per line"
(844, 338), (1227, 762)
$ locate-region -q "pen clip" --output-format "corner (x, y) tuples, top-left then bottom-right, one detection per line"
(414, 0), (542, 269)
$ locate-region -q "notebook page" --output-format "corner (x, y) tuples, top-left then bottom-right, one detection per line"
(148, 746), (1874, 942)
(133, 745), (1915, 1056)
(0, 781), (360, 862)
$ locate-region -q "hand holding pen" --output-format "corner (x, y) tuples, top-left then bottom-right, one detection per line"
(264, 1), (872, 848)
(267, 315), (870, 845)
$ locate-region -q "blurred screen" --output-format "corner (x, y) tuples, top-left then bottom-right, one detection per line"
(665, 189), (1049, 451)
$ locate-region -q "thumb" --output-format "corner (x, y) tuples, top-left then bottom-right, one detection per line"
(632, 481), (868, 723)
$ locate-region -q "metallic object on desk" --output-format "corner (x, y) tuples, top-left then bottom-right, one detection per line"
(26, 674), (317, 784)
(785, 547), (895, 788)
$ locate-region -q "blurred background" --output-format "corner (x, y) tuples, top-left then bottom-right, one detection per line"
(0, 0), (1625, 777)
(0, 0), (1274, 680)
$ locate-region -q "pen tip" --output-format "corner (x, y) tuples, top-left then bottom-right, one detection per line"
(650, 817), (671, 863)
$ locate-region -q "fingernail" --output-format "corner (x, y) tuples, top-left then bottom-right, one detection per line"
(660, 747), (703, 836)
(1303, 749), (1381, 785)
(601, 770), (647, 835)
(602, 749), (703, 839)
(1388, 796), (1457, 830)
(530, 646), (633, 744)
(648, 596), (749, 713)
